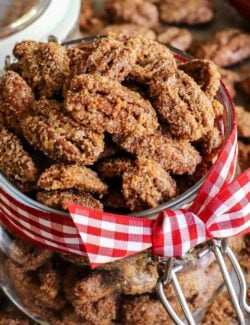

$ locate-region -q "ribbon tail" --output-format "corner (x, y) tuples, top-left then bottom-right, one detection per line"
(199, 169), (250, 238)
(68, 203), (153, 268)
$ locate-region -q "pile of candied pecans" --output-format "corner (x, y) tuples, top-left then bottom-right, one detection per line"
(0, 34), (224, 213)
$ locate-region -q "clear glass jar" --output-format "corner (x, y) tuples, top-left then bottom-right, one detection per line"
(0, 46), (244, 325)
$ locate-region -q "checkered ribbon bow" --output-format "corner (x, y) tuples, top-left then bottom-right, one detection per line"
(0, 110), (249, 268)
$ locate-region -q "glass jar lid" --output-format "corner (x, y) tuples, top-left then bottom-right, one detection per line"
(0, 0), (51, 39)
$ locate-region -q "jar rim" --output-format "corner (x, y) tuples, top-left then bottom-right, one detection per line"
(0, 0), (51, 39)
(0, 45), (235, 219)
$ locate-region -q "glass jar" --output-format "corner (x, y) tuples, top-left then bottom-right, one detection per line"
(0, 0), (81, 68)
(0, 45), (244, 324)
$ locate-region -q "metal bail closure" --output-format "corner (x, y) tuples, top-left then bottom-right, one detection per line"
(156, 257), (196, 325)
(210, 238), (250, 325)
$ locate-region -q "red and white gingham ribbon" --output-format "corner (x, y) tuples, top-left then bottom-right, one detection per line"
(0, 102), (249, 268)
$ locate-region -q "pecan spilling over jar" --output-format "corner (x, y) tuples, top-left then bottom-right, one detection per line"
(0, 35), (223, 214)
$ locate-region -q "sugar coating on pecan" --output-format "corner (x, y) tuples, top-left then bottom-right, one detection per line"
(60, 253), (89, 266)
(12, 41), (70, 98)
(156, 27), (192, 51)
(102, 253), (158, 295)
(158, 0), (213, 25)
(104, 24), (156, 40)
(239, 76), (250, 97)
(0, 126), (38, 188)
(124, 36), (177, 82)
(113, 130), (201, 175)
(0, 71), (34, 133)
(122, 295), (169, 325)
(38, 164), (107, 195)
(179, 59), (221, 100)
(67, 45), (94, 76)
(149, 70), (215, 141)
(212, 99), (224, 119)
(6, 259), (65, 312)
(97, 157), (134, 179)
(122, 158), (177, 211)
(105, 0), (159, 28)
(236, 106), (250, 138)
(37, 190), (103, 211)
(103, 190), (129, 210)
(81, 35), (137, 82)
(194, 29), (250, 67)
(74, 294), (118, 324)
(20, 98), (104, 164)
(65, 74), (158, 136)
(197, 127), (222, 155)
(9, 237), (53, 272)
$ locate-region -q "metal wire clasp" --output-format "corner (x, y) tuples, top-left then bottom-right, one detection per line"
(210, 238), (250, 325)
(156, 240), (249, 325)
(156, 257), (196, 325)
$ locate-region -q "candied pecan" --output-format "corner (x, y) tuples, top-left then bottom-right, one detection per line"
(202, 291), (238, 325)
(0, 71), (34, 133)
(97, 157), (134, 179)
(236, 106), (250, 138)
(179, 59), (220, 99)
(212, 100), (224, 118)
(0, 126), (38, 190)
(74, 294), (118, 324)
(81, 35), (137, 82)
(238, 141), (250, 172)
(20, 98), (104, 164)
(5, 259), (66, 312)
(123, 36), (177, 82)
(113, 129), (201, 175)
(12, 41), (70, 98)
(67, 46), (94, 76)
(149, 70), (215, 141)
(105, 0), (159, 28)
(37, 262), (62, 300)
(0, 310), (29, 325)
(156, 27), (192, 51)
(98, 136), (120, 159)
(194, 29), (250, 67)
(73, 273), (113, 309)
(37, 190), (103, 211)
(80, 0), (106, 35)
(103, 253), (158, 295)
(65, 74), (158, 136)
(121, 295), (169, 325)
(197, 127), (222, 155)
(158, 0), (213, 25)
(122, 158), (177, 211)
(104, 24), (156, 40)
(219, 68), (239, 98)
(239, 75), (250, 97)
(9, 237), (52, 271)
(103, 190), (129, 210)
(38, 164), (107, 195)
(60, 253), (89, 266)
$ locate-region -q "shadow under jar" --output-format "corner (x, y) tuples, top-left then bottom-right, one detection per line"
(0, 42), (244, 325)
